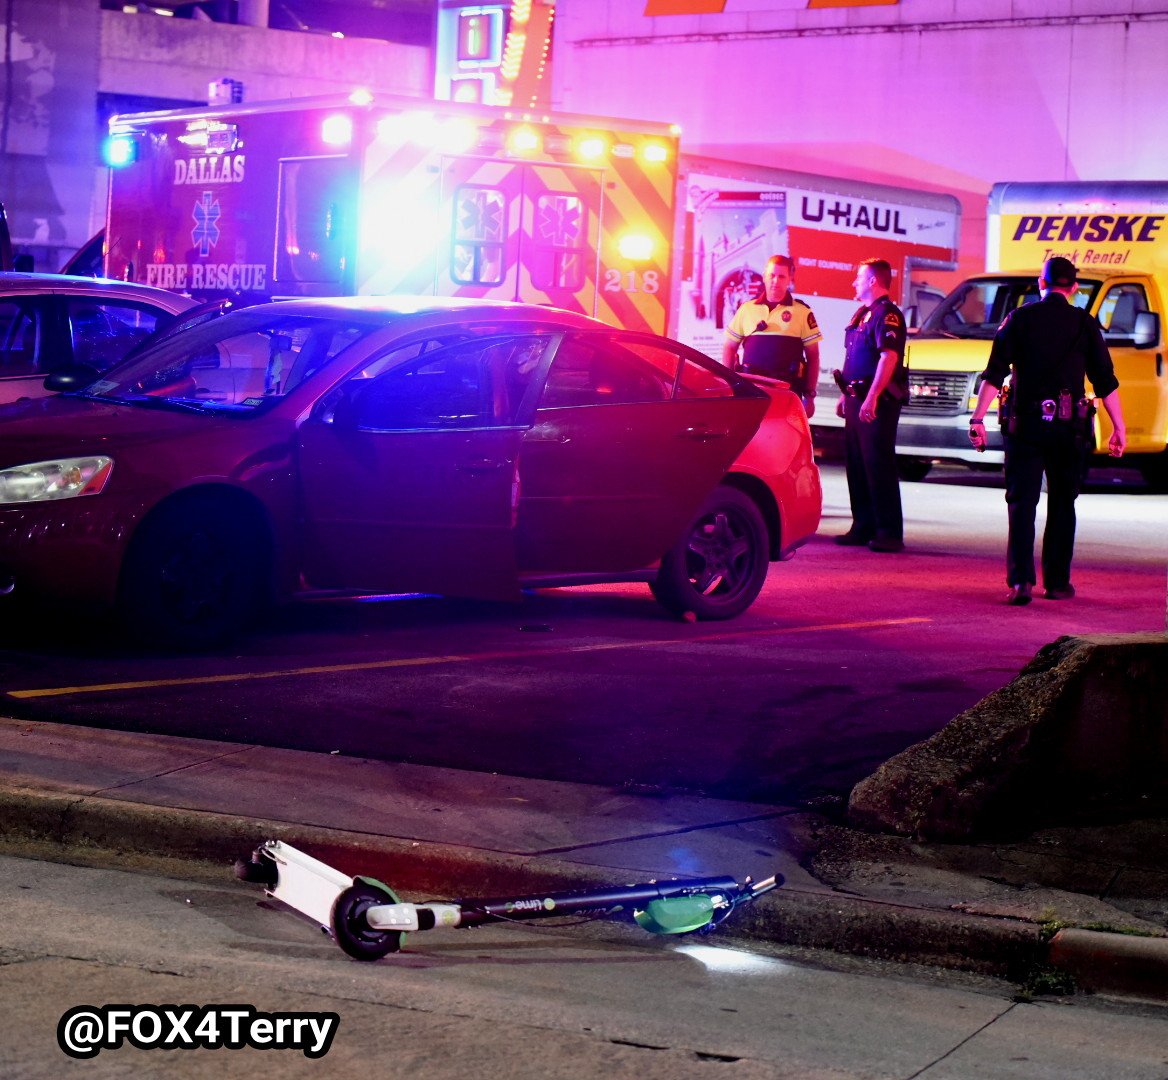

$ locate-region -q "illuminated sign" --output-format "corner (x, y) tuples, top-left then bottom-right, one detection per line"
(457, 10), (501, 61)
(643, 0), (726, 12)
(643, 0), (896, 10)
(436, 2), (554, 108)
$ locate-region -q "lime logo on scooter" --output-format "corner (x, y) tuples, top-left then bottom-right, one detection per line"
(505, 898), (556, 913)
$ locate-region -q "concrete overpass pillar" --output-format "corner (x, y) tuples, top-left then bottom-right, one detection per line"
(237, 0), (269, 28)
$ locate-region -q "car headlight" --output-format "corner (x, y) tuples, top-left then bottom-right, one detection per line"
(0, 457), (114, 504)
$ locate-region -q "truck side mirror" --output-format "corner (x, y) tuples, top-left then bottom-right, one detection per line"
(1132, 310), (1159, 349)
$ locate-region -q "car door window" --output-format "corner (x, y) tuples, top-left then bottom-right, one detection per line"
(66, 299), (175, 372)
(0, 299), (44, 377)
(538, 333), (676, 408)
(332, 334), (555, 431)
(619, 338), (738, 399)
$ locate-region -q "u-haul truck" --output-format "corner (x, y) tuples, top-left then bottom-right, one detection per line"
(102, 93), (678, 334)
(898, 181), (1168, 488)
(669, 156), (962, 445)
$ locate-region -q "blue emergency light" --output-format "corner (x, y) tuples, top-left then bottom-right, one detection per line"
(103, 134), (137, 168)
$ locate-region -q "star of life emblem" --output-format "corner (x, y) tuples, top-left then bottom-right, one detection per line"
(537, 196), (582, 246)
(191, 191), (222, 256)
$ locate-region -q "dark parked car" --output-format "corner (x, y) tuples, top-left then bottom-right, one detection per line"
(0, 272), (195, 404)
(0, 297), (820, 647)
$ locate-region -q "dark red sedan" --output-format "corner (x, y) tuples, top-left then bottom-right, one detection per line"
(0, 298), (820, 648)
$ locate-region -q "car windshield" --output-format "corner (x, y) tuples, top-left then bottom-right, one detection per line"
(77, 312), (375, 414)
(919, 276), (1099, 339)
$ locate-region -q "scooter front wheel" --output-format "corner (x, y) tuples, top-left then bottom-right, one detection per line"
(332, 882), (403, 961)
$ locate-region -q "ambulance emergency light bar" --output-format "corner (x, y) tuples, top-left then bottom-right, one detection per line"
(368, 107), (673, 166)
(106, 93), (677, 172)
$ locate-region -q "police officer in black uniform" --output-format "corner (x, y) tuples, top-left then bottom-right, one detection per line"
(835, 258), (908, 552)
(969, 256), (1126, 605)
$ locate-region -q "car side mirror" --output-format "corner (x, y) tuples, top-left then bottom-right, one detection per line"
(312, 388), (350, 427)
(43, 363), (101, 393)
(1132, 310), (1159, 349)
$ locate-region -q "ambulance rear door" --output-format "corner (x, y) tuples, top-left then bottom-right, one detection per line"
(438, 156), (601, 314)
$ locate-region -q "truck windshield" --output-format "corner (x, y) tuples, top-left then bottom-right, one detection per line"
(919, 277), (1098, 339)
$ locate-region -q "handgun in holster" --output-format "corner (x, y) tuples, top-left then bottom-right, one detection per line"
(997, 383), (1014, 434)
(1075, 395), (1096, 441)
(832, 369), (869, 398)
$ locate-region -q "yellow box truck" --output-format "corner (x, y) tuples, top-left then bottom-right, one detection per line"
(897, 181), (1168, 489)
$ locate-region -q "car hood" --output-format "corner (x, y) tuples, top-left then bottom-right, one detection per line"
(0, 394), (221, 467)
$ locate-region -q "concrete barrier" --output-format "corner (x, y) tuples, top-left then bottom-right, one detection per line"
(847, 634), (1168, 841)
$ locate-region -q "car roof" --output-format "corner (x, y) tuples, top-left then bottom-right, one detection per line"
(240, 294), (615, 330)
(0, 272), (195, 311)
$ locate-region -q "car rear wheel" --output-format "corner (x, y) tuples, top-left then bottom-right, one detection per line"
(651, 486), (769, 621)
(118, 495), (266, 650)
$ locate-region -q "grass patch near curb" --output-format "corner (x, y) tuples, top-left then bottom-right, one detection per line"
(1013, 964), (1078, 1002)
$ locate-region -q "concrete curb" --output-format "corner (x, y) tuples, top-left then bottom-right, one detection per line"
(1049, 928), (1168, 1003)
(4, 783), (1165, 999)
(0, 784), (1043, 978)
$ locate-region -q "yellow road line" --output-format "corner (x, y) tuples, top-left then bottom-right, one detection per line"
(8, 617), (930, 700)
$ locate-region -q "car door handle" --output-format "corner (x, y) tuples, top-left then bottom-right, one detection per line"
(682, 425), (731, 441)
(456, 458), (508, 472)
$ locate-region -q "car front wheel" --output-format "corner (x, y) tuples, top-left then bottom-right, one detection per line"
(651, 486), (770, 621)
(117, 495), (266, 650)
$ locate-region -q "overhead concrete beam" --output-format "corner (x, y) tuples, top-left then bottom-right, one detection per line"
(98, 10), (430, 103)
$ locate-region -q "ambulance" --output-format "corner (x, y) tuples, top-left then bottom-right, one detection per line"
(101, 92), (679, 335)
(897, 181), (1168, 488)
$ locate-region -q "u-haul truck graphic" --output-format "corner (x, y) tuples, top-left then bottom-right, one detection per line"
(103, 93), (678, 334)
(670, 156), (962, 441)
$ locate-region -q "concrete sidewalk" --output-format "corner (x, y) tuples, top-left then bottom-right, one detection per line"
(0, 715), (1165, 1003)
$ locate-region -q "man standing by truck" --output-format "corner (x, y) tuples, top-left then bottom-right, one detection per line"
(723, 255), (822, 417)
(835, 258), (909, 553)
(968, 256), (1126, 606)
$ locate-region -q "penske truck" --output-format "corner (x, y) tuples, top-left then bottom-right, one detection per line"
(898, 181), (1168, 488)
(100, 92), (679, 334)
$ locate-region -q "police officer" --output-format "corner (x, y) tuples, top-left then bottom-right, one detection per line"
(835, 258), (908, 552)
(723, 254), (822, 416)
(969, 256), (1126, 605)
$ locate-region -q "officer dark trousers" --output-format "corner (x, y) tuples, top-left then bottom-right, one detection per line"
(843, 394), (903, 541)
(1003, 425), (1084, 589)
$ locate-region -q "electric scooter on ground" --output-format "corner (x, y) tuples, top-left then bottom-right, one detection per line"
(237, 840), (782, 962)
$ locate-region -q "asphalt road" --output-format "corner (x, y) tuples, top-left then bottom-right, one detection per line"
(1, 462), (1164, 806)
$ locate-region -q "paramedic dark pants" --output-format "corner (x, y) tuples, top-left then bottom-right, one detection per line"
(1003, 422), (1085, 589)
(843, 394), (903, 541)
